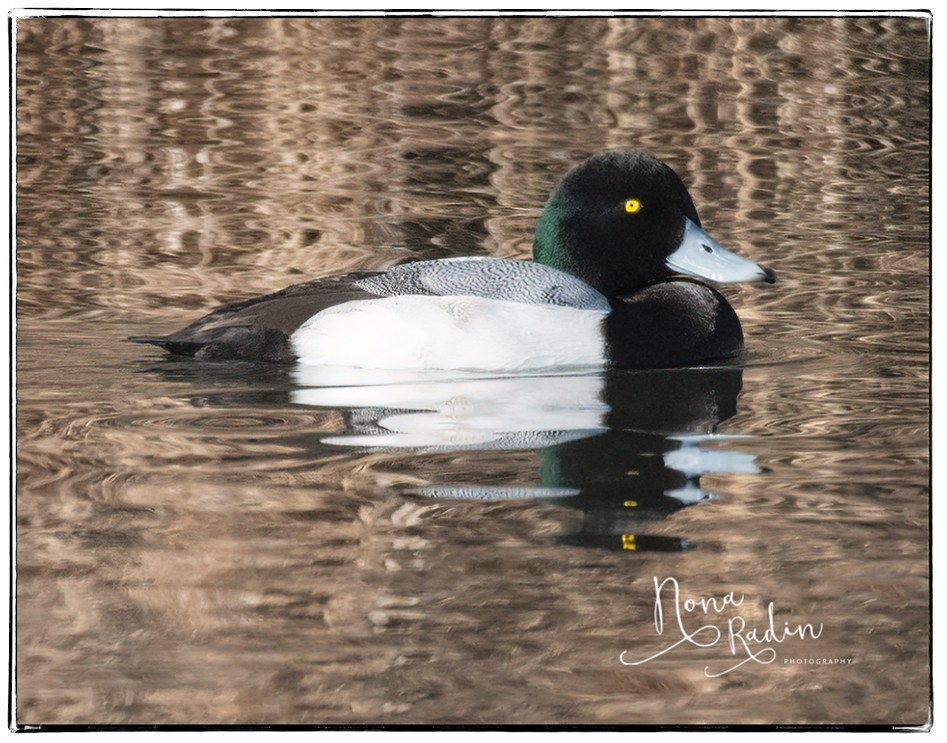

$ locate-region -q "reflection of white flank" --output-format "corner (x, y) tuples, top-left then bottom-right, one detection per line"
(422, 486), (582, 500)
(291, 373), (609, 450)
(320, 427), (602, 450)
(663, 440), (761, 477)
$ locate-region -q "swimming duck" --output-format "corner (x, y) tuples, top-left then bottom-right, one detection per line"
(130, 151), (775, 371)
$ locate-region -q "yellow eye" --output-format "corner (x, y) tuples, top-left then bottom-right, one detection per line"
(624, 198), (642, 213)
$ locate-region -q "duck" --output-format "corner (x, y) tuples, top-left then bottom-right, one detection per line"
(129, 150), (776, 372)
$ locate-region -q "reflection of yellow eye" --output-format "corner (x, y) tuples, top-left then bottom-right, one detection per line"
(624, 198), (642, 213)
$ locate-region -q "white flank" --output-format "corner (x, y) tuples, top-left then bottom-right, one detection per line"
(290, 295), (609, 372)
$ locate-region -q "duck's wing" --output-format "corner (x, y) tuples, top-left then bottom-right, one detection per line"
(354, 257), (609, 310)
(129, 258), (607, 361)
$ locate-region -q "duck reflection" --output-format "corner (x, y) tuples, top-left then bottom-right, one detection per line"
(291, 365), (759, 553)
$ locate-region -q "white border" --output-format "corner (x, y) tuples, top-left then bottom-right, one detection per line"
(4, 5), (934, 736)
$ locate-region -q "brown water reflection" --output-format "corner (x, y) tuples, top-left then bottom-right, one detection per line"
(16, 16), (929, 726)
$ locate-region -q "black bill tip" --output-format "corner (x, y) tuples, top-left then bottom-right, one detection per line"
(762, 267), (777, 284)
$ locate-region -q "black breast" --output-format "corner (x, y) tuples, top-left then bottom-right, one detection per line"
(604, 280), (744, 368)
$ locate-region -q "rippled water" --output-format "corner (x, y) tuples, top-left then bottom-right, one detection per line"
(15, 16), (929, 726)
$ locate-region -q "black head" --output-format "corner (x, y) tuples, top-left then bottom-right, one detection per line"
(533, 151), (774, 295)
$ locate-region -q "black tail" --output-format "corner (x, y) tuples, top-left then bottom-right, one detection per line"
(126, 335), (203, 356)
(127, 328), (293, 362)
(127, 335), (170, 347)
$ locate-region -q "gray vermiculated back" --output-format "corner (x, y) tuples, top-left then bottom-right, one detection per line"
(354, 257), (610, 310)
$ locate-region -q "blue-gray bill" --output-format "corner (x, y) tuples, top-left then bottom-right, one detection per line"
(666, 218), (777, 284)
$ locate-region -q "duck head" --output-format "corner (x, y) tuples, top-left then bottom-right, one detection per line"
(533, 151), (776, 295)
